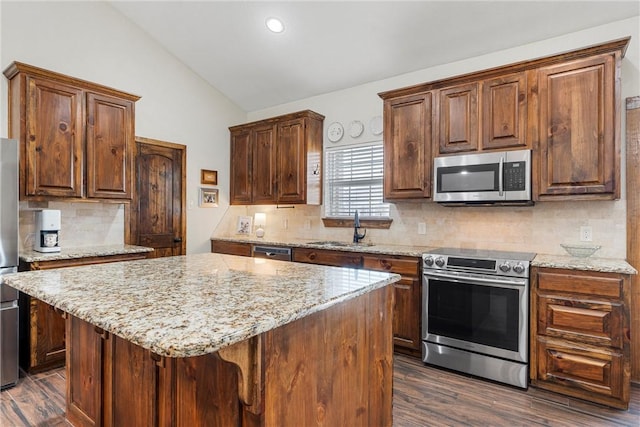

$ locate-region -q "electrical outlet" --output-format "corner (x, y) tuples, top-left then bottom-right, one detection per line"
(282, 219), (289, 230)
(304, 219), (311, 230)
(418, 222), (426, 235)
(580, 226), (593, 242)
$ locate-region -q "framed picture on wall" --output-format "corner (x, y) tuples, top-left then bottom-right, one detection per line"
(199, 187), (218, 207)
(236, 216), (253, 235)
(201, 169), (218, 185)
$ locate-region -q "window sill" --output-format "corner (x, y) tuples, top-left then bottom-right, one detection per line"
(321, 218), (393, 229)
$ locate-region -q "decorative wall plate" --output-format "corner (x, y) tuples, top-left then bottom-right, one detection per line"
(349, 120), (365, 138)
(327, 121), (344, 142)
(370, 115), (383, 136)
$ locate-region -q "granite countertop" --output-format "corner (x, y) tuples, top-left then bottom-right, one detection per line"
(211, 236), (435, 258)
(3, 253), (399, 358)
(532, 253), (637, 275)
(20, 244), (154, 263)
(211, 236), (637, 274)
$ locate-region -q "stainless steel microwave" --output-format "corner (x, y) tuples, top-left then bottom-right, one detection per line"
(433, 149), (531, 205)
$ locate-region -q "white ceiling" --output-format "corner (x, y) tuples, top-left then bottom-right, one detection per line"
(110, 1), (639, 112)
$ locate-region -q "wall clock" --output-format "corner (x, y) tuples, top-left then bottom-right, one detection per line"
(327, 121), (344, 142)
(349, 120), (365, 138)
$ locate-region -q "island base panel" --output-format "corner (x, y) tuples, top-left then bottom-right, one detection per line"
(66, 285), (394, 426)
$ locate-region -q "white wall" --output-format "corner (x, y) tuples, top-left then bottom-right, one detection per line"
(226, 17), (639, 258)
(0, 1), (246, 254)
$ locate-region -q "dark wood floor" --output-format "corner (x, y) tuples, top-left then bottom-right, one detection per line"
(1, 355), (638, 426)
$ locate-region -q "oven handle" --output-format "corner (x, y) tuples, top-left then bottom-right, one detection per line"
(498, 156), (504, 196)
(423, 271), (527, 288)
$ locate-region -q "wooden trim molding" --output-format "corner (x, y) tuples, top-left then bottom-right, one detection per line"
(321, 218), (393, 229)
(625, 95), (640, 383)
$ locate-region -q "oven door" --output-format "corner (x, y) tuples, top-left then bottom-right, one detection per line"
(422, 270), (528, 363)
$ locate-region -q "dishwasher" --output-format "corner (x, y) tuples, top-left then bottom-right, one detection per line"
(252, 245), (292, 261)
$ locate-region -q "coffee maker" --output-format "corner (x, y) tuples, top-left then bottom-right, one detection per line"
(34, 209), (61, 253)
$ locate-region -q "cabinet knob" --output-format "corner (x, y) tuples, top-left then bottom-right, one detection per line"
(174, 237), (183, 243)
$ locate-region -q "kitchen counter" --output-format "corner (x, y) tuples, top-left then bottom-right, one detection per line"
(212, 236), (637, 275)
(3, 252), (399, 358)
(211, 235), (434, 257)
(532, 253), (637, 275)
(19, 244), (154, 263)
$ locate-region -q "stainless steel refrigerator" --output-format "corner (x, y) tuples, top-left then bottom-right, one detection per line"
(0, 138), (19, 389)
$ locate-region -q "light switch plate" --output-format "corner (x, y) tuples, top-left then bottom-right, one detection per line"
(418, 222), (426, 235)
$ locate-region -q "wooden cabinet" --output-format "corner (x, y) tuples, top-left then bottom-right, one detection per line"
(362, 255), (422, 357)
(4, 62), (138, 201)
(210, 240), (252, 257)
(378, 38), (629, 201)
(536, 53), (621, 200)
(292, 247), (363, 268)
(292, 247), (422, 356)
(437, 82), (479, 153)
(382, 93), (432, 200)
(229, 110), (324, 205)
(437, 73), (528, 154)
(530, 267), (631, 409)
(18, 252), (149, 373)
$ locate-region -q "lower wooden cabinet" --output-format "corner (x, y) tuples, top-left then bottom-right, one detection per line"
(293, 248), (422, 357)
(18, 252), (149, 373)
(530, 267), (631, 409)
(210, 240), (252, 257)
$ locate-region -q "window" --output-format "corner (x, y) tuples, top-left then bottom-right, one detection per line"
(324, 141), (390, 218)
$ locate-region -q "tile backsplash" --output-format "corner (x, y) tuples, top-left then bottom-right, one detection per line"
(214, 200), (626, 259)
(19, 201), (125, 251)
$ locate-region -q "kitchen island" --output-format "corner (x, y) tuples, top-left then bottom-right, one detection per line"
(3, 253), (399, 426)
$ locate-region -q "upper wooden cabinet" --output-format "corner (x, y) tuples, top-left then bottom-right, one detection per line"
(4, 62), (139, 201)
(383, 93), (432, 200)
(536, 53), (619, 200)
(437, 82), (479, 153)
(229, 110), (324, 205)
(379, 37), (629, 201)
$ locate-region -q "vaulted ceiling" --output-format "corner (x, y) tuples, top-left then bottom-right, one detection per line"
(110, 1), (639, 112)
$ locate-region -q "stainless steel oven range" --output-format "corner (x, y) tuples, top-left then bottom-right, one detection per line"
(422, 248), (535, 389)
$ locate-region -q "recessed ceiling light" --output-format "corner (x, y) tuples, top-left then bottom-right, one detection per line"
(265, 17), (285, 33)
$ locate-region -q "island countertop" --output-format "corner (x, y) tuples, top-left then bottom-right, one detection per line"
(2, 253), (399, 358)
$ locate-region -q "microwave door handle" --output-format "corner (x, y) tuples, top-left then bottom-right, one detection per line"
(498, 156), (504, 196)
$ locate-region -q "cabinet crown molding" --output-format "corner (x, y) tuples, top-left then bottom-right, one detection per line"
(378, 37), (630, 100)
(3, 61), (141, 102)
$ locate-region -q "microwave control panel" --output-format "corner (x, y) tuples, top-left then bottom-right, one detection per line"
(504, 161), (526, 191)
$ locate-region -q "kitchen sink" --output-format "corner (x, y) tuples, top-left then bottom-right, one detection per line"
(307, 241), (374, 247)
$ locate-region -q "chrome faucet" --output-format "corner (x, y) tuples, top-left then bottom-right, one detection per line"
(353, 210), (366, 244)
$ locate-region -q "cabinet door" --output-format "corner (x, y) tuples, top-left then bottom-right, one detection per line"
(230, 129), (253, 204)
(66, 315), (103, 427)
(537, 54), (617, 199)
(33, 299), (66, 370)
(25, 77), (83, 197)
(438, 82), (478, 153)
(252, 124), (277, 204)
(384, 93), (432, 199)
(481, 72), (528, 150)
(211, 240), (252, 257)
(277, 119), (306, 204)
(86, 92), (134, 199)
(391, 277), (421, 352)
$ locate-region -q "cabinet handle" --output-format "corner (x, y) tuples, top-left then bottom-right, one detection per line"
(174, 237), (183, 243)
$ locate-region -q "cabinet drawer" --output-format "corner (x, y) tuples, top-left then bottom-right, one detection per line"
(211, 241), (252, 257)
(362, 256), (419, 277)
(535, 337), (628, 408)
(537, 295), (624, 348)
(537, 269), (624, 299)
(292, 248), (362, 268)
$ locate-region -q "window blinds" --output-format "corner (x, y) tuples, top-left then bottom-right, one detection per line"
(325, 142), (390, 218)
